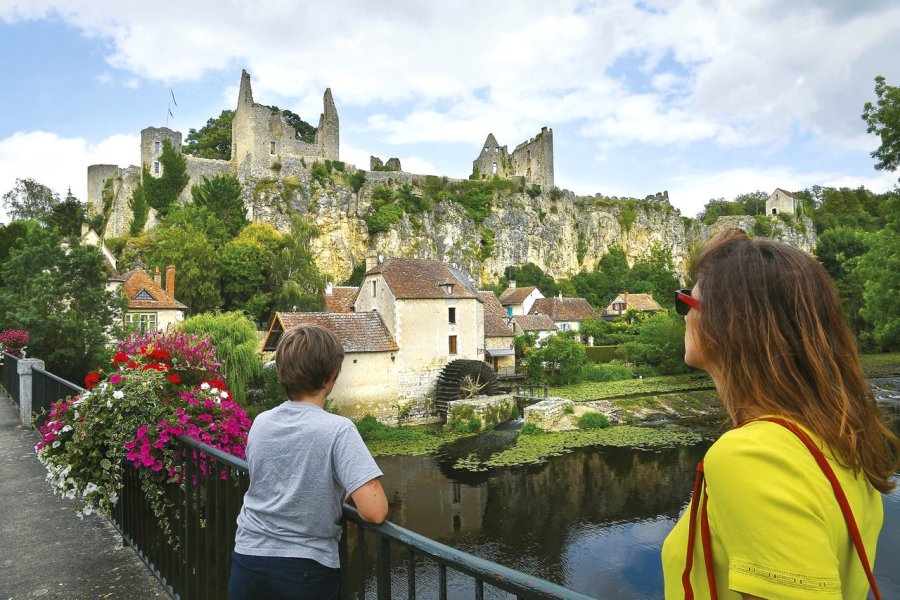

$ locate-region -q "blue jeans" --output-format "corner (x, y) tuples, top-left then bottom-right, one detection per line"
(228, 551), (340, 600)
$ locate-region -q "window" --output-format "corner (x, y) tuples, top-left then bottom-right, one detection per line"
(153, 161), (160, 175)
(771, 208), (777, 215)
(452, 482), (461, 504)
(372, 280), (377, 298)
(126, 313), (157, 334)
(154, 141), (161, 155)
(270, 141), (276, 155)
(614, 302), (626, 312)
(492, 162), (497, 174)
(448, 307), (456, 324)
(448, 335), (457, 355)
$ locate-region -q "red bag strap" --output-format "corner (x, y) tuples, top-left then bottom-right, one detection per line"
(683, 417), (882, 600)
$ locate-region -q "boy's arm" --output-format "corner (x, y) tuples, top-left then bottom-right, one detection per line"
(350, 477), (388, 524)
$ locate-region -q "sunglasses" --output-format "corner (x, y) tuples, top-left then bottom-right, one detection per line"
(675, 289), (704, 316)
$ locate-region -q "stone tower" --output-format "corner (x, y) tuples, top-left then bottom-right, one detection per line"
(141, 127), (182, 178)
(317, 88), (339, 160)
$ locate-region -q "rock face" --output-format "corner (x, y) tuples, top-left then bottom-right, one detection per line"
(243, 171), (816, 287)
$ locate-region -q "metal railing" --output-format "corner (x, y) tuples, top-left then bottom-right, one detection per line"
(513, 384), (549, 403)
(109, 435), (594, 600)
(31, 367), (83, 427)
(1, 351), (20, 404)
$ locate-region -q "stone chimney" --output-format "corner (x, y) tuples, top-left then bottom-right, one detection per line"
(508, 280), (516, 288)
(365, 250), (378, 271)
(154, 267), (161, 287)
(648, 291), (653, 298)
(325, 282), (334, 296)
(81, 222), (90, 237)
(165, 265), (176, 299)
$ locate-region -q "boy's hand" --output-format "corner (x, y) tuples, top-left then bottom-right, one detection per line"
(350, 478), (388, 524)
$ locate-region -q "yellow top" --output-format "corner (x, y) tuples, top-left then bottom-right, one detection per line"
(662, 419), (883, 599)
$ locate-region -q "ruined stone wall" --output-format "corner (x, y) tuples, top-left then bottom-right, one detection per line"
(473, 142), (510, 180)
(87, 164), (141, 238)
(181, 156), (234, 203)
(141, 127), (182, 177)
(509, 127), (554, 189)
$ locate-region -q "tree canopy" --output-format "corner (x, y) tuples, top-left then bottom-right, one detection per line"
(862, 75), (900, 176)
(182, 107), (316, 161)
(2, 178), (60, 222)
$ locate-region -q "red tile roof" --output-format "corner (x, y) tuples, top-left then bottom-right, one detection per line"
(264, 312), (398, 353)
(120, 267), (186, 310)
(604, 293), (663, 313)
(513, 314), (558, 332)
(529, 297), (598, 322)
(498, 285), (538, 306)
(366, 259), (480, 300)
(324, 286), (358, 313)
(478, 291), (514, 337)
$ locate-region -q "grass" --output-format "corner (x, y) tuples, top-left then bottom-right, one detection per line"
(860, 352), (900, 378)
(356, 416), (473, 457)
(549, 372), (714, 402)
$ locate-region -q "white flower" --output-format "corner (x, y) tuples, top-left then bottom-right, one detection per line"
(112, 390), (124, 400)
(61, 425), (72, 433)
(200, 382), (210, 390)
(210, 388), (219, 395)
(220, 391), (229, 399)
(52, 440), (60, 448)
(106, 400), (112, 409)
(98, 383), (108, 392)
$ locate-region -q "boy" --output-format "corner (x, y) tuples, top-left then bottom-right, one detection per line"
(229, 324), (387, 600)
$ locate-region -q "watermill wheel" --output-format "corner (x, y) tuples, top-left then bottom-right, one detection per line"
(435, 359), (499, 420)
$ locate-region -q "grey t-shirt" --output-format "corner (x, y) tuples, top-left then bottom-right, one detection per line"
(234, 401), (383, 568)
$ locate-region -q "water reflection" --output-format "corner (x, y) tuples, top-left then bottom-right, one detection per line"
(343, 383), (900, 598)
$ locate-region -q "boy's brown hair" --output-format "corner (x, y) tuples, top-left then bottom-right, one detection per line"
(276, 324), (345, 399)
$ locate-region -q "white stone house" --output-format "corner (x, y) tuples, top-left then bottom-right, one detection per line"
(766, 188), (800, 216)
(262, 312), (399, 419)
(354, 258), (485, 404)
(117, 264), (186, 332)
(601, 292), (663, 321)
(511, 314), (557, 344)
(498, 282), (544, 316)
(479, 291), (516, 376)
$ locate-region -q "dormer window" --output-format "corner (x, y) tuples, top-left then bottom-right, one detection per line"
(441, 283), (454, 294)
(135, 289), (155, 301)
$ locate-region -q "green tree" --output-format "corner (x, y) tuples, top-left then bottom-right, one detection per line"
(190, 174), (248, 240)
(271, 215), (325, 311)
(183, 110), (235, 160)
(0, 228), (126, 382)
(220, 223), (285, 322)
(0, 220), (39, 279)
(2, 178), (60, 222)
(862, 75), (900, 177)
(497, 263), (559, 298)
(136, 140), (190, 220)
(45, 189), (85, 238)
(128, 185), (150, 235)
(524, 333), (586, 384)
(855, 195), (900, 350)
(277, 108), (317, 144)
(161, 203), (232, 250)
(616, 311), (688, 375)
(179, 311), (261, 404)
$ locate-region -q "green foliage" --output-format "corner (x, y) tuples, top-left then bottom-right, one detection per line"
(0, 228), (125, 382)
(698, 191), (767, 224)
(548, 372), (713, 402)
(0, 220), (38, 281)
(617, 200), (638, 231)
(132, 140), (189, 222)
(519, 423), (544, 435)
(191, 174), (248, 240)
(577, 411), (610, 429)
(862, 75), (900, 176)
(184, 110), (235, 160)
(581, 361), (633, 382)
(576, 232), (588, 265)
(479, 226), (495, 260)
(811, 186), (886, 233)
(615, 311), (689, 375)
(356, 415), (429, 442)
(128, 185), (149, 235)
(563, 404), (575, 415)
(583, 343), (619, 363)
(270, 215), (325, 312)
(496, 263), (559, 298)
(348, 170), (367, 193)
(179, 311), (261, 405)
(364, 183), (431, 234)
(448, 416), (483, 433)
(549, 187), (563, 201)
(45, 191), (84, 238)
(524, 333), (586, 384)
(277, 108), (317, 144)
(342, 263), (367, 286)
(526, 184), (542, 199)
(220, 223), (285, 322)
(857, 225), (900, 350)
(310, 161), (331, 188)
(1, 178), (60, 222)
(752, 215), (775, 237)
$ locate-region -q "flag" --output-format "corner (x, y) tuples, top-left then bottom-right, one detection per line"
(168, 107), (174, 118)
(170, 88), (177, 107)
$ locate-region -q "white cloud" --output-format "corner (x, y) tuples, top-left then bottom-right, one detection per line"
(0, 131), (138, 223)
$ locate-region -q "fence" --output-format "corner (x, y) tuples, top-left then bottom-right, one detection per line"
(1, 351), (19, 404)
(31, 367), (82, 427)
(513, 384), (549, 403)
(2, 358), (595, 599)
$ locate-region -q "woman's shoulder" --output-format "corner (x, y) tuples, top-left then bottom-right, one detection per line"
(705, 418), (815, 473)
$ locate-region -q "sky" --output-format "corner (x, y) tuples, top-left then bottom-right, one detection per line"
(1, 0), (899, 223)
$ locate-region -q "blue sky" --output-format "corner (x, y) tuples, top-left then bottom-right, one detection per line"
(2, 0), (899, 222)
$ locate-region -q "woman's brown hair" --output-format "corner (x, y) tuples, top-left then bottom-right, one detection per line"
(692, 228), (899, 492)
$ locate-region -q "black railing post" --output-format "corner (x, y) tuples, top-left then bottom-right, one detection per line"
(376, 532), (391, 599)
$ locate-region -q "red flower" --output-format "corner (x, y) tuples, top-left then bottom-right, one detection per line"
(166, 373), (182, 384)
(84, 372), (101, 390)
(150, 348), (171, 361)
(126, 361), (139, 369)
(112, 352), (129, 365)
(205, 379), (227, 390)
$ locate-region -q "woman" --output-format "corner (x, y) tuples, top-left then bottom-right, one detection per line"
(662, 228), (898, 599)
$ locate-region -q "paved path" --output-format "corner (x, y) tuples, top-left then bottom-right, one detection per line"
(0, 394), (167, 600)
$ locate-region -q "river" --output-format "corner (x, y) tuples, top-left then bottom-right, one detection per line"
(347, 378), (900, 599)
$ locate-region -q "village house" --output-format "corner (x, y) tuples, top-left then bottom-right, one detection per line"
(529, 295), (598, 332)
(498, 282), (544, 316)
(116, 263), (187, 332)
(766, 188), (800, 215)
(323, 283), (358, 313)
(478, 291), (515, 377)
(262, 311), (399, 413)
(601, 292), (663, 320)
(511, 314), (557, 344)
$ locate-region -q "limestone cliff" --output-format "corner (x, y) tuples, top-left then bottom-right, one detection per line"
(244, 170), (815, 286)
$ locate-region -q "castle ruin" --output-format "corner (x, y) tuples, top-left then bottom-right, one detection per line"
(87, 70), (340, 238)
(472, 128), (554, 189)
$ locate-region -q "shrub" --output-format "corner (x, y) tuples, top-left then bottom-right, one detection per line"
(520, 423), (544, 435)
(563, 404), (575, 414)
(752, 216), (774, 237)
(581, 361), (633, 382)
(348, 170), (366, 193)
(526, 184), (542, 199)
(356, 415), (429, 442)
(584, 345), (619, 363)
(577, 411), (611, 429)
(0, 329), (29, 356)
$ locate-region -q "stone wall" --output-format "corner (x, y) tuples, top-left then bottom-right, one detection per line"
(448, 395), (517, 430)
(524, 398), (573, 430)
(509, 127), (554, 189)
